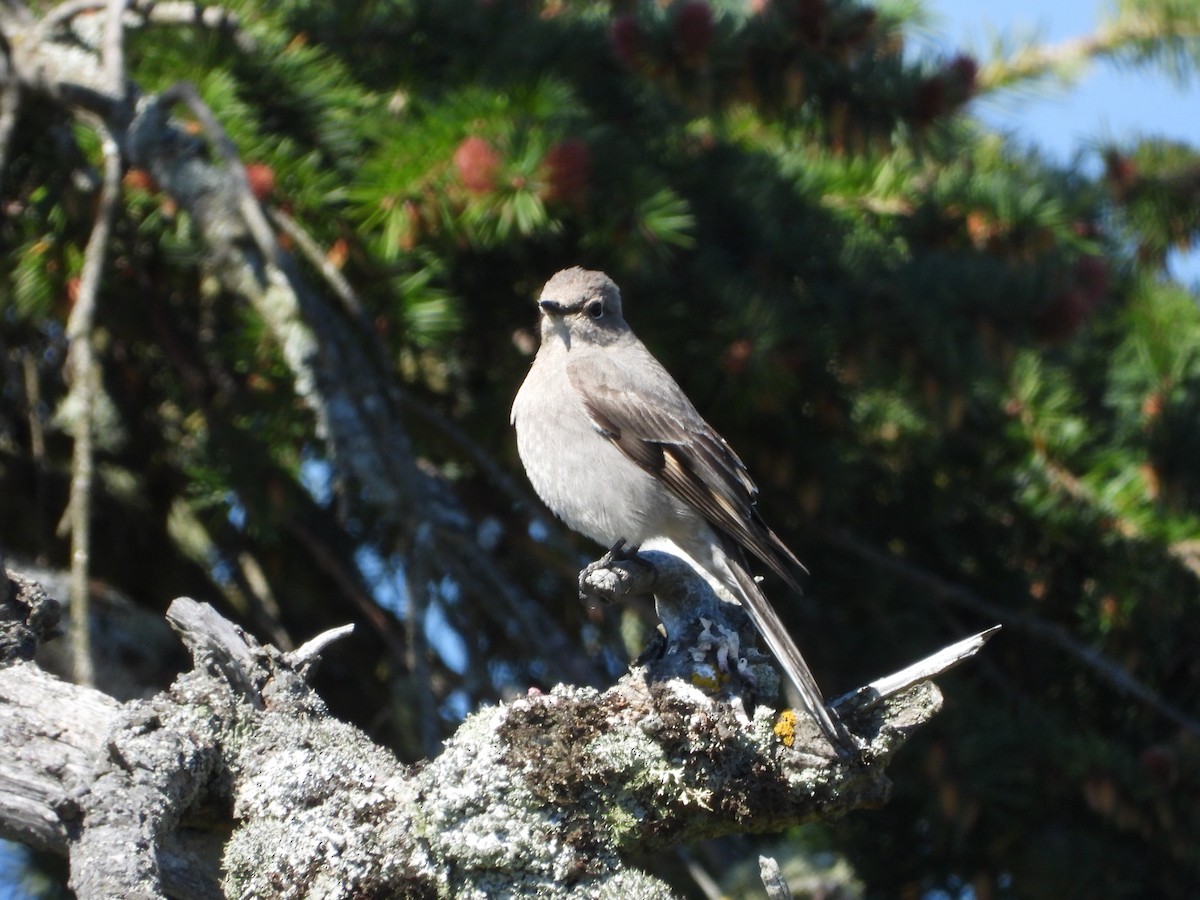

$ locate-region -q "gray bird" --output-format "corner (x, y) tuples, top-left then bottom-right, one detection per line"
(511, 266), (847, 751)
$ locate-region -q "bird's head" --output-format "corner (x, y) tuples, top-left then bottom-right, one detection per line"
(536, 267), (628, 349)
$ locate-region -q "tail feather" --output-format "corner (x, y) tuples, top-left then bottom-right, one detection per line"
(724, 558), (850, 753)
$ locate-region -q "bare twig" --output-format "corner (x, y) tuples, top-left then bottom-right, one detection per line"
(100, 0), (124, 96)
(134, 1), (253, 51)
(285, 623), (355, 669)
(679, 851), (723, 900)
(759, 856), (794, 900)
(269, 208), (365, 317)
(60, 376), (90, 688)
(62, 118), (121, 686)
(20, 351), (49, 557)
(63, 120), (118, 340)
(833, 626), (1001, 710)
(157, 81), (279, 263)
(34, 0), (125, 42)
(0, 63), (20, 175)
(20, 351), (45, 463)
(31, 0), (251, 49)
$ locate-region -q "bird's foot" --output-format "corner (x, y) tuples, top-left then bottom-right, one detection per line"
(602, 538), (641, 564)
(579, 539), (657, 606)
(828, 715), (869, 764)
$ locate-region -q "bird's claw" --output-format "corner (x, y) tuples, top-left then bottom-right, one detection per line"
(578, 538), (656, 605)
(602, 538), (641, 565)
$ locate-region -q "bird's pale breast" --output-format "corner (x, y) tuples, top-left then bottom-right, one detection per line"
(512, 349), (693, 550)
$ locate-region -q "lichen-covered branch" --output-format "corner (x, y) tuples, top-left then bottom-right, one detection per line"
(0, 563), (988, 899)
(61, 117), (121, 687)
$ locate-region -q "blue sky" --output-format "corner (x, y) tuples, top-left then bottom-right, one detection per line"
(916, 0), (1200, 284)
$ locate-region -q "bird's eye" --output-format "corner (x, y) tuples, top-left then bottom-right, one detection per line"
(586, 300), (604, 320)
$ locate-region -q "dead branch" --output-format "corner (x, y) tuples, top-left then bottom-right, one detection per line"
(33, 0), (249, 48)
(0, 562), (992, 899)
(61, 116), (121, 686)
(759, 856), (793, 900)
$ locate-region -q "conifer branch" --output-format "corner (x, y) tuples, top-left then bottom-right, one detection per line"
(981, 6), (1200, 91)
(816, 524), (1200, 737)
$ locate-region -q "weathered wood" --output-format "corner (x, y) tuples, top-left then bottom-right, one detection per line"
(0, 562), (994, 898)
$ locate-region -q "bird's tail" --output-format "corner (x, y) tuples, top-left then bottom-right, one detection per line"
(724, 558), (851, 754)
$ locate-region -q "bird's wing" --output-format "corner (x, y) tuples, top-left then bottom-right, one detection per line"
(566, 342), (807, 591)
(568, 343), (851, 753)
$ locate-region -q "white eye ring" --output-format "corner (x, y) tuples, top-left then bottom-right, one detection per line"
(586, 300), (604, 319)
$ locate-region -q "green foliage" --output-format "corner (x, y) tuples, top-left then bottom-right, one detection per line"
(1103, 138), (1200, 265)
(3, 0), (1200, 896)
(1112, 0), (1200, 84)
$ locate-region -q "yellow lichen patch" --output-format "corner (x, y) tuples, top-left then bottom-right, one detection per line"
(773, 709), (798, 748)
(689, 670), (728, 692)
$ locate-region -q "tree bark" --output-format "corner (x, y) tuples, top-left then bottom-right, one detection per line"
(0, 564), (994, 899)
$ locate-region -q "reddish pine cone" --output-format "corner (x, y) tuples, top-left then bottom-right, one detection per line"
(453, 136), (501, 194)
(123, 167), (158, 194)
(244, 162), (276, 201)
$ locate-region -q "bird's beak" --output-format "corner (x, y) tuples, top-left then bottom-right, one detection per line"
(538, 299), (565, 316)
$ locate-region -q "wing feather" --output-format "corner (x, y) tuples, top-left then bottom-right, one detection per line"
(566, 344), (807, 591)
